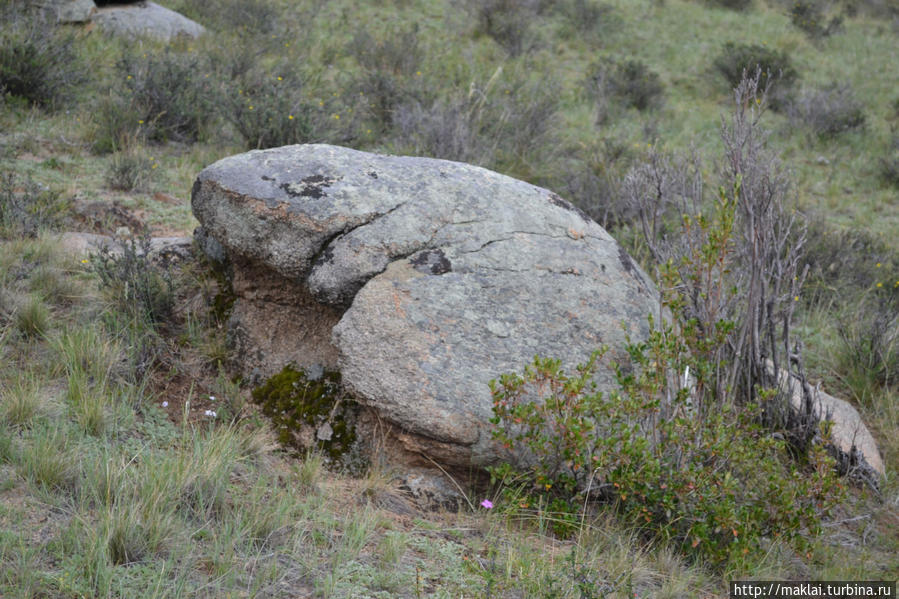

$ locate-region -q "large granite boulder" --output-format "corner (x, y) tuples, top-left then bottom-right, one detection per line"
(39, 0), (96, 23)
(192, 144), (659, 468)
(92, 1), (204, 41)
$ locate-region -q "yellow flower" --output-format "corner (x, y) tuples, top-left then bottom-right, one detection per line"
(794, 295), (799, 301)
(333, 114), (340, 120)
(138, 120), (144, 124)
(248, 105), (254, 110)
(876, 282), (883, 288)
(126, 75), (132, 80)
(876, 262), (882, 267)
(81, 259), (89, 264)
(277, 76), (282, 81)
(288, 115), (294, 120)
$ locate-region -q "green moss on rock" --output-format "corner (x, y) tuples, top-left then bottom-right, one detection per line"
(251, 365), (356, 461)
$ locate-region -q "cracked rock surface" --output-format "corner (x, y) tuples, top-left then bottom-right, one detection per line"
(192, 144), (659, 467)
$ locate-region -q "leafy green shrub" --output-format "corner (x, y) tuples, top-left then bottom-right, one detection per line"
(714, 43), (798, 107)
(789, 1), (844, 37)
(788, 83), (865, 138)
(104, 149), (158, 192)
(114, 49), (213, 143)
(0, 10), (87, 108)
(0, 172), (67, 238)
(90, 235), (174, 327)
(490, 315), (844, 565)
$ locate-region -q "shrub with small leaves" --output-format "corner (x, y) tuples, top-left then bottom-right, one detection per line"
(706, 0), (753, 10)
(218, 67), (331, 150)
(90, 235), (174, 327)
(0, 9), (87, 108)
(346, 26), (424, 131)
(114, 49), (213, 143)
(788, 83), (865, 139)
(104, 148), (158, 192)
(463, 0), (542, 56)
(789, 1), (843, 38)
(878, 135), (899, 189)
(0, 171), (67, 238)
(714, 43), (798, 107)
(589, 58), (665, 121)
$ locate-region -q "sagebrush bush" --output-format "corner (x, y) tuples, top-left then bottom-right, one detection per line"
(589, 58), (665, 121)
(90, 236), (174, 327)
(789, 0), (844, 37)
(114, 49), (213, 144)
(218, 67), (331, 150)
(0, 171), (67, 238)
(464, 0), (541, 56)
(837, 295), (899, 403)
(175, 0), (279, 33)
(714, 43), (798, 107)
(105, 149), (158, 192)
(393, 73), (559, 176)
(878, 135), (899, 189)
(706, 0), (753, 10)
(788, 83), (865, 138)
(0, 10), (87, 108)
(556, 139), (634, 229)
(551, 0), (614, 34)
(347, 26), (424, 131)
(800, 220), (898, 307)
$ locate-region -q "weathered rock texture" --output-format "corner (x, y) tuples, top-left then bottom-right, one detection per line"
(40, 0), (96, 22)
(192, 144), (658, 468)
(92, 1), (204, 41)
(771, 362), (884, 477)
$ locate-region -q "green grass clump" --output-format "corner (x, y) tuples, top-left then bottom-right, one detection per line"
(714, 42), (798, 103)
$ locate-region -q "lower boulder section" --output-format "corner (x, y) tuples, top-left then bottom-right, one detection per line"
(192, 144), (660, 471)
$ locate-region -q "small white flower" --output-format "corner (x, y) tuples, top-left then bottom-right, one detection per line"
(161, 401), (169, 408)
(209, 395), (216, 401)
(204, 410), (217, 418)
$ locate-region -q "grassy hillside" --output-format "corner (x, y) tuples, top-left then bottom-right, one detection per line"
(1, 0), (897, 596)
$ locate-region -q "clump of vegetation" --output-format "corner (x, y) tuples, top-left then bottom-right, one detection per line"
(393, 69), (559, 178)
(347, 25), (424, 132)
(551, 0), (614, 34)
(555, 138), (634, 229)
(714, 43), (798, 106)
(90, 235), (175, 327)
(112, 49), (214, 144)
(251, 365), (358, 462)
(0, 171), (67, 238)
(175, 0), (281, 33)
(491, 74), (848, 567)
(706, 0), (754, 10)
(0, 8), (87, 108)
(789, 0), (844, 38)
(464, 0), (542, 56)
(788, 83), (866, 138)
(589, 58), (665, 120)
(104, 148), (159, 192)
(218, 66), (325, 150)
(879, 134), (899, 188)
